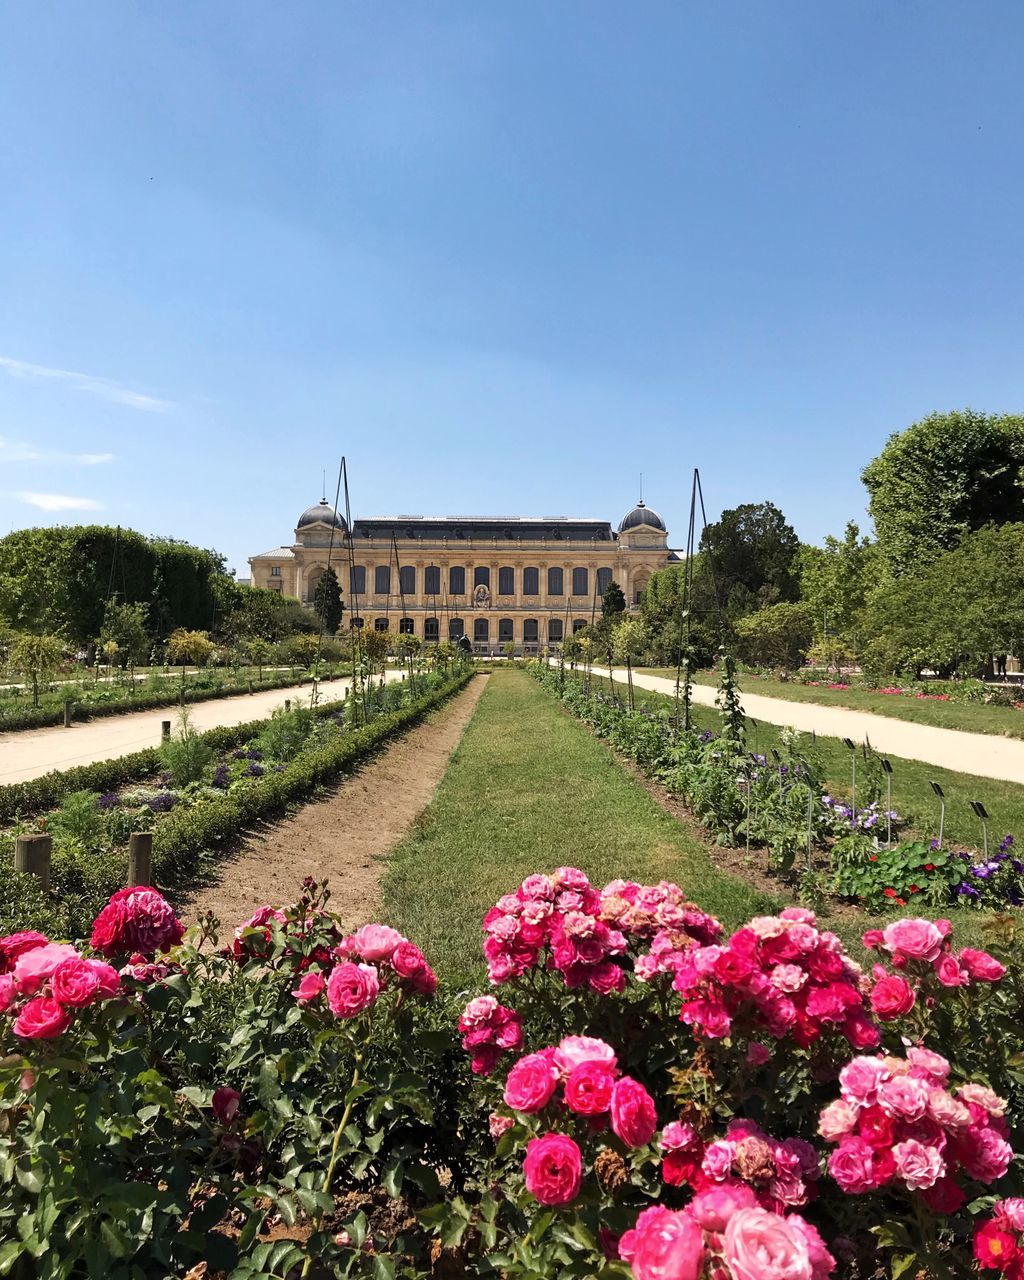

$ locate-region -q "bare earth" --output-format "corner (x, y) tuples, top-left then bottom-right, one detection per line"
(178, 674), (488, 931)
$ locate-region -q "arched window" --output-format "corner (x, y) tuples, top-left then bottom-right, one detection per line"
(549, 618), (563, 642)
(474, 566), (490, 589)
(573, 619), (588, 633)
(424, 617), (439, 641)
(374, 617), (389, 632)
(349, 565), (366, 595)
(449, 617), (464, 639)
(399, 618), (414, 635)
(597, 567), (613, 594)
(424, 565), (441, 595)
(399, 566), (416, 596)
(547, 567), (564, 596)
(374, 565), (391, 594)
(523, 566), (539, 595)
(498, 566), (514, 595)
(351, 617), (364, 630)
(572, 567), (589, 597)
(632, 570), (651, 605)
(523, 619), (539, 643)
(449, 566), (466, 596)
(474, 618), (489, 642)
(498, 618), (514, 642)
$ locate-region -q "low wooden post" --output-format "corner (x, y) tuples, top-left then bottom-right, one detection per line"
(63, 699), (74, 727)
(284, 699), (291, 712)
(128, 832), (154, 887)
(15, 834), (52, 892)
(248, 677), (253, 694)
(161, 719), (172, 742)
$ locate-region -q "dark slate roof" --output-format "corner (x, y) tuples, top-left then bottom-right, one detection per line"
(297, 501), (347, 531)
(618, 500), (666, 533)
(352, 516), (615, 542)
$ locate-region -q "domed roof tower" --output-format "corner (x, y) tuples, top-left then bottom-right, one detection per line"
(617, 499), (666, 534)
(296, 500), (347, 532)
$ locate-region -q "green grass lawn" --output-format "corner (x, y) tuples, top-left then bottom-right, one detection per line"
(638, 666), (1024, 739)
(380, 669), (778, 983)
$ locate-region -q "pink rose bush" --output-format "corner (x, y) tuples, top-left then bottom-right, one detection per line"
(90, 886), (185, 958)
(458, 994), (524, 1074)
(660, 1117), (820, 1210)
(974, 1200), (1024, 1275)
(820, 1049), (1012, 1210)
(0, 929), (121, 1043)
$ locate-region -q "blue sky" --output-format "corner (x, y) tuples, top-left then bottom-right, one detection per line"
(2, 2), (1022, 574)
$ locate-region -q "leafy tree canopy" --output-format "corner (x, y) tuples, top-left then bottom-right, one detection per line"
(734, 601), (814, 670)
(797, 522), (878, 656)
(313, 567), (344, 636)
(699, 502), (800, 616)
(861, 409), (1024, 576)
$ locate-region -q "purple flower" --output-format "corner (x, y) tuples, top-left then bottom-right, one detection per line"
(930, 838), (940, 851)
(212, 764), (231, 789)
(146, 792), (179, 813)
(243, 762), (264, 778)
(957, 883), (981, 897)
(98, 791), (121, 810)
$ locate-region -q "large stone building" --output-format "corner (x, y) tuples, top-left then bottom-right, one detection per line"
(249, 500), (676, 653)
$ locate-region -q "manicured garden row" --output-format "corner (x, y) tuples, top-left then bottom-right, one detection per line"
(0, 666), (338, 733)
(381, 669), (775, 984)
(2, 671), (473, 938)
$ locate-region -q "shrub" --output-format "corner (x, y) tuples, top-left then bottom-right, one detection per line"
(158, 709), (214, 785)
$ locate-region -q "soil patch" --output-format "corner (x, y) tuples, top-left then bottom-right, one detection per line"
(178, 675), (488, 930)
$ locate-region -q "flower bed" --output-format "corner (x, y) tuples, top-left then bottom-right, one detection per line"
(2, 863), (1022, 1277)
(531, 664), (1024, 913)
(0, 670), (471, 938)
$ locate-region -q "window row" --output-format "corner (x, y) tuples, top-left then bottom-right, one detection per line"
(345, 565), (615, 597)
(348, 617), (591, 642)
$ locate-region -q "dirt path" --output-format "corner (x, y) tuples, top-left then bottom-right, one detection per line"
(586, 665), (1024, 786)
(178, 674), (488, 930)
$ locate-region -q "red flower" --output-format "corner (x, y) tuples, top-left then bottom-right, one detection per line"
(883, 888), (896, 898)
(868, 855), (878, 863)
(974, 1219), (1018, 1271)
(925, 863), (935, 871)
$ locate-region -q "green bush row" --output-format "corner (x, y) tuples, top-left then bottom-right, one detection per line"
(0, 668), (324, 732)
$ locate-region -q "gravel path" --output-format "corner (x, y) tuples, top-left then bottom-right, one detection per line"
(0, 671), (406, 785)
(588, 665), (1024, 785)
(178, 674), (488, 929)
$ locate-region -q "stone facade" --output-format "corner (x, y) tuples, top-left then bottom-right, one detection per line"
(249, 501), (676, 653)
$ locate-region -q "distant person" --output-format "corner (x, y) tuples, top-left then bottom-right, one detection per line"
(997, 654), (1008, 679)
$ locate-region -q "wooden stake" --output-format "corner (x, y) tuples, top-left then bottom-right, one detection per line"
(161, 720), (172, 742)
(128, 832), (154, 887)
(63, 699), (73, 727)
(15, 834), (51, 891)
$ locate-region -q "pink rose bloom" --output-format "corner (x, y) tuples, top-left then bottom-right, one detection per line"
(893, 1139), (944, 1191)
(828, 1136), (888, 1193)
(724, 1207), (813, 1280)
(50, 957), (103, 1007)
(878, 1076), (930, 1121)
(90, 887), (185, 958)
(13, 996), (73, 1040)
(701, 1140), (736, 1181)
(870, 974), (915, 1021)
(770, 963), (807, 992)
(292, 971), (326, 1003)
(789, 1216), (837, 1280)
(819, 1099), (859, 1141)
(522, 1132), (582, 1205)
(907, 1047), (950, 1086)
(552, 866), (590, 892)
(212, 1086), (241, 1125)
(629, 1206), (705, 1280)
(488, 1112), (514, 1141)
(882, 919), (943, 963)
(959, 949), (1007, 983)
(519, 874), (555, 901)
(325, 962), (379, 1018)
(553, 1034), (617, 1077)
(961, 1127), (1013, 1183)
(781, 907), (817, 925)
(350, 924), (404, 962)
(13, 943), (78, 995)
(958, 1083), (1007, 1117)
(862, 929), (885, 949)
(1000, 1198), (1024, 1232)
(926, 1088), (971, 1130)
(460, 995), (498, 1025)
(935, 954), (968, 987)
(842, 1009), (882, 1051)
(610, 1076), (658, 1148)
(589, 961), (627, 995)
(690, 1181), (758, 1231)
(0, 974), (15, 1013)
(0, 930), (49, 970)
(564, 1061), (616, 1115)
(503, 1052), (558, 1113)
(839, 1056), (890, 1106)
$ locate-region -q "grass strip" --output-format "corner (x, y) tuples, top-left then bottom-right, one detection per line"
(380, 669), (778, 985)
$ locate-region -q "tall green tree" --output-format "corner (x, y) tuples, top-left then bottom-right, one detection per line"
(98, 600), (151, 669)
(8, 633), (65, 706)
(313, 567), (344, 635)
(600, 580), (626, 623)
(862, 409), (1024, 576)
(798, 522), (878, 656)
(734, 602), (814, 670)
(699, 502), (800, 617)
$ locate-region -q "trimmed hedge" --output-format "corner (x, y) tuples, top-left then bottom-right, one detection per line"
(0, 668), (335, 733)
(0, 670), (474, 937)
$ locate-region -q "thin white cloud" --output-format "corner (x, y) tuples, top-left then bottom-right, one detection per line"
(14, 491), (104, 512)
(0, 436), (115, 466)
(0, 355), (171, 413)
